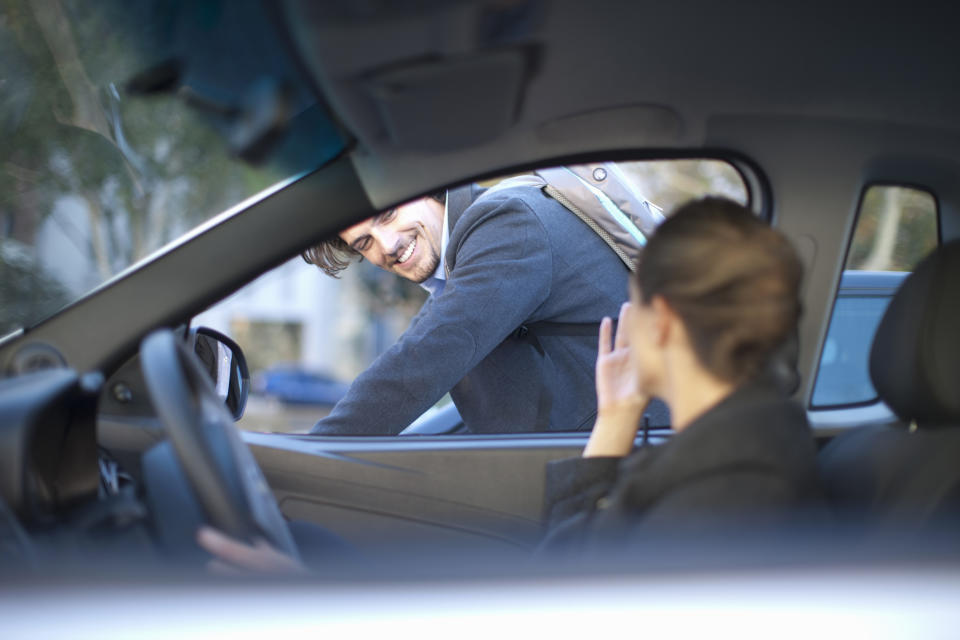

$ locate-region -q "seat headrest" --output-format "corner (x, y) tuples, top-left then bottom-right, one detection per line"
(870, 240), (960, 428)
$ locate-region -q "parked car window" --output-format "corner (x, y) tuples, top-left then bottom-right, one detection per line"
(810, 185), (938, 408)
(194, 159), (748, 434)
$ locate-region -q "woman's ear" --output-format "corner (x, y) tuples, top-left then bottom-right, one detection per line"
(649, 295), (673, 347)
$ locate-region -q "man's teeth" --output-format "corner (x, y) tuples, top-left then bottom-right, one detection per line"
(397, 238), (416, 264)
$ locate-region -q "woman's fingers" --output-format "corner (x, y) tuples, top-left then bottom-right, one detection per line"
(196, 526), (306, 574)
(197, 526), (255, 566)
(598, 316), (612, 357)
(599, 302), (633, 358)
(614, 302), (631, 350)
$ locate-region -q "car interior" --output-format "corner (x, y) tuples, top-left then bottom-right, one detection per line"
(1, 0), (960, 580)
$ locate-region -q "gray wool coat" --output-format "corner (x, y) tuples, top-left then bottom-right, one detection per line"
(312, 182), (631, 435)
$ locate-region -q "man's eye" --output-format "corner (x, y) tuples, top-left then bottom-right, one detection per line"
(379, 208), (397, 223)
(355, 238), (371, 252)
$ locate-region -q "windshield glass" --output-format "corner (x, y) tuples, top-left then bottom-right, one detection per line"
(0, 0), (345, 335)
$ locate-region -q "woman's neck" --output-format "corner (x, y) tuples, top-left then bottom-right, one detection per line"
(662, 353), (736, 432)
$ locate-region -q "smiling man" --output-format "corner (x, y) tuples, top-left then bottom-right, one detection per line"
(304, 181), (631, 435)
(339, 194), (448, 290)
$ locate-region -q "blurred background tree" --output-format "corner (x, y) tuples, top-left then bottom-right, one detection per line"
(0, 0), (275, 334)
(846, 186), (937, 272)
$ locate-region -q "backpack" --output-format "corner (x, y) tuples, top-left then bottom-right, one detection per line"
(477, 164), (671, 430)
(481, 162), (665, 272)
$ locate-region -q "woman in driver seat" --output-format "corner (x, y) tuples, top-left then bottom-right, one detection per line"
(198, 197), (823, 570)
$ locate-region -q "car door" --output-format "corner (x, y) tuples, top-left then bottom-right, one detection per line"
(174, 158), (753, 553)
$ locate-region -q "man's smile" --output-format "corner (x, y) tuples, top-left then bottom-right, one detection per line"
(396, 236), (417, 265)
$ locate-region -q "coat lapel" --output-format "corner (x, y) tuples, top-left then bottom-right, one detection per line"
(443, 183), (486, 276)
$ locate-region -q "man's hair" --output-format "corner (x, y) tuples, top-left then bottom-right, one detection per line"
(635, 197), (803, 385)
(303, 191), (447, 277)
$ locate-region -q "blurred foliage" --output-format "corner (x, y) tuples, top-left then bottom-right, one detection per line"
(0, 241), (70, 335)
(846, 186), (938, 272)
(0, 0), (276, 331)
(618, 160), (747, 212)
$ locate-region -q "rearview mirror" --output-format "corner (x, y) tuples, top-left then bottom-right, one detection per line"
(189, 327), (249, 420)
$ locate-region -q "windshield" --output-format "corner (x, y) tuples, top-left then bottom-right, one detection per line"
(0, 0), (345, 335)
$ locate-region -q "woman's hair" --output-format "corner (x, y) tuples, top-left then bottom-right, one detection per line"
(635, 197), (803, 385)
(302, 191), (447, 277)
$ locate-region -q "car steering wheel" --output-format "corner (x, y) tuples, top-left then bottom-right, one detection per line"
(139, 329), (299, 559)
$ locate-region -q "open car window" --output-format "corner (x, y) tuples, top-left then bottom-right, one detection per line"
(194, 159), (748, 435)
(810, 185), (939, 409)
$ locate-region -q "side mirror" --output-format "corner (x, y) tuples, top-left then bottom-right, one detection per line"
(188, 327), (249, 420)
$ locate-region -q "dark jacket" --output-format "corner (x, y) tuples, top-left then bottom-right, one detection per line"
(541, 382), (823, 554)
(313, 183), (631, 435)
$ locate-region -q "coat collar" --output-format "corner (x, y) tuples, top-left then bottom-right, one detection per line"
(619, 379), (801, 479)
(443, 183), (485, 275)
(446, 183), (482, 232)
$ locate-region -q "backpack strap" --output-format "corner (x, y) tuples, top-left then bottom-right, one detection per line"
(514, 322), (607, 338)
(475, 172), (634, 270)
(476, 164), (661, 273)
(535, 165), (656, 272)
(540, 183), (636, 272)
(446, 184), (477, 232)
(507, 324), (553, 432)
(563, 163), (664, 240)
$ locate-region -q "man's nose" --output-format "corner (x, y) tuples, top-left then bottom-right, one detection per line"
(369, 227), (402, 263)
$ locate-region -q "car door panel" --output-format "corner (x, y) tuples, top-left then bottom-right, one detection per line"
(244, 432), (669, 551)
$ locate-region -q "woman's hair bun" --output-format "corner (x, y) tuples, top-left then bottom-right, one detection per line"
(636, 198), (803, 384)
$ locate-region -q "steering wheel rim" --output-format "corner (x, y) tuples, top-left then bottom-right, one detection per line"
(139, 329), (298, 559)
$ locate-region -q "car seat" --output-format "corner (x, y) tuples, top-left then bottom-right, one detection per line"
(817, 239), (960, 528)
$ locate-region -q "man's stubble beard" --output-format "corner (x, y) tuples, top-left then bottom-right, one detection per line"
(402, 220), (442, 284)
(410, 244), (441, 284)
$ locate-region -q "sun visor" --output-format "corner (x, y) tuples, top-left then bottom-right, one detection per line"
(279, 0), (544, 154)
(363, 50), (529, 151)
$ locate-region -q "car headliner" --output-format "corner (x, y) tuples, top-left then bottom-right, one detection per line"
(280, 1), (960, 205)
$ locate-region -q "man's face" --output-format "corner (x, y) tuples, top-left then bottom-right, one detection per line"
(339, 197), (445, 283)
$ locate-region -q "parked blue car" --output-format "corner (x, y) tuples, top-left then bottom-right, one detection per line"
(252, 367), (350, 406)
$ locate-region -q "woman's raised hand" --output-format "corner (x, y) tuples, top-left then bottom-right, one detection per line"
(595, 302), (647, 415)
(585, 302), (649, 458)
